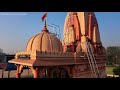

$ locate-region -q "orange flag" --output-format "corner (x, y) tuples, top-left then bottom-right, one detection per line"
(42, 13), (48, 22)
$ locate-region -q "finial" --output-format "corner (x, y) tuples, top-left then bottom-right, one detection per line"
(41, 12), (48, 32)
(42, 18), (49, 32)
(44, 19), (47, 29)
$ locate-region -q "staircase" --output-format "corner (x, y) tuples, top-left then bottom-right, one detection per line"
(85, 42), (100, 78)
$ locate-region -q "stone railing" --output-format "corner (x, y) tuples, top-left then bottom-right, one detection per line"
(15, 50), (88, 60)
(15, 51), (31, 59)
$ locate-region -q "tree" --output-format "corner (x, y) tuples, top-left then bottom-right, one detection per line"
(0, 48), (6, 62)
(113, 66), (120, 77)
(106, 46), (120, 66)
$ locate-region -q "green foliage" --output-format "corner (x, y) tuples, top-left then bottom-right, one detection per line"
(106, 46), (120, 66)
(106, 66), (115, 75)
(113, 66), (120, 77)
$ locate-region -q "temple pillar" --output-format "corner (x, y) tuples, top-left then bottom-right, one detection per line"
(16, 64), (23, 78)
(88, 12), (93, 41)
(39, 67), (45, 78)
(46, 68), (52, 78)
(16, 73), (21, 78)
(31, 67), (40, 78)
(47, 70), (51, 78)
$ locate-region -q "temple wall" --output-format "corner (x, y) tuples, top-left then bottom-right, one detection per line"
(71, 62), (106, 78)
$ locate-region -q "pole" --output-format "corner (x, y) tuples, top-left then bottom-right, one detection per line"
(8, 70), (10, 78)
(45, 12), (48, 29)
(2, 69), (4, 78)
(28, 68), (29, 76)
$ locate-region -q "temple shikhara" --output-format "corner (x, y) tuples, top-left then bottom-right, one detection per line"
(9, 12), (106, 78)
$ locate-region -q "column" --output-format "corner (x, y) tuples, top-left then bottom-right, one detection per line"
(31, 67), (40, 78)
(16, 64), (21, 78)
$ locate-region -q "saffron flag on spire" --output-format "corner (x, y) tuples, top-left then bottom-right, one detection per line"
(42, 13), (48, 22)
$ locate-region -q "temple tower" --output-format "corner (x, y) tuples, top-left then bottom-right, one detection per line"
(63, 12), (104, 55)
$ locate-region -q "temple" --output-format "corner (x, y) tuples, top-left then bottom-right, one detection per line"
(9, 12), (106, 78)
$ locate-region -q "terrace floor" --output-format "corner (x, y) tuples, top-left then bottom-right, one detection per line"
(0, 69), (33, 78)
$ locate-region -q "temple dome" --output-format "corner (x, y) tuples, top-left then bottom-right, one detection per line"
(26, 26), (63, 52)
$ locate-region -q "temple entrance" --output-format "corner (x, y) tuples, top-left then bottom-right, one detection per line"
(41, 69), (48, 78)
(50, 67), (69, 78)
(41, 67), (69, 78)
(60, 68), (69, 78)
(52, 68), (60, 78)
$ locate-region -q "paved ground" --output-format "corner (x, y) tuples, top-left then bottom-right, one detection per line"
(0, 69), (33, 78)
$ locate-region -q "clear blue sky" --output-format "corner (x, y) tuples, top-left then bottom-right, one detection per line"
(0, 12), (120, 54)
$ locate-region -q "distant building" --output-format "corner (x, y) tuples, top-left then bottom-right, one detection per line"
(0, 48), (3, 54)
(0, 54), (17, 70)
(0, 48), (4, 62)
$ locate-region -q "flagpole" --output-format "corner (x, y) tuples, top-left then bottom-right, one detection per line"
(44, 18), (47, 28)
(42, 12), (48, 29)
(45, 12), (48, 29)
